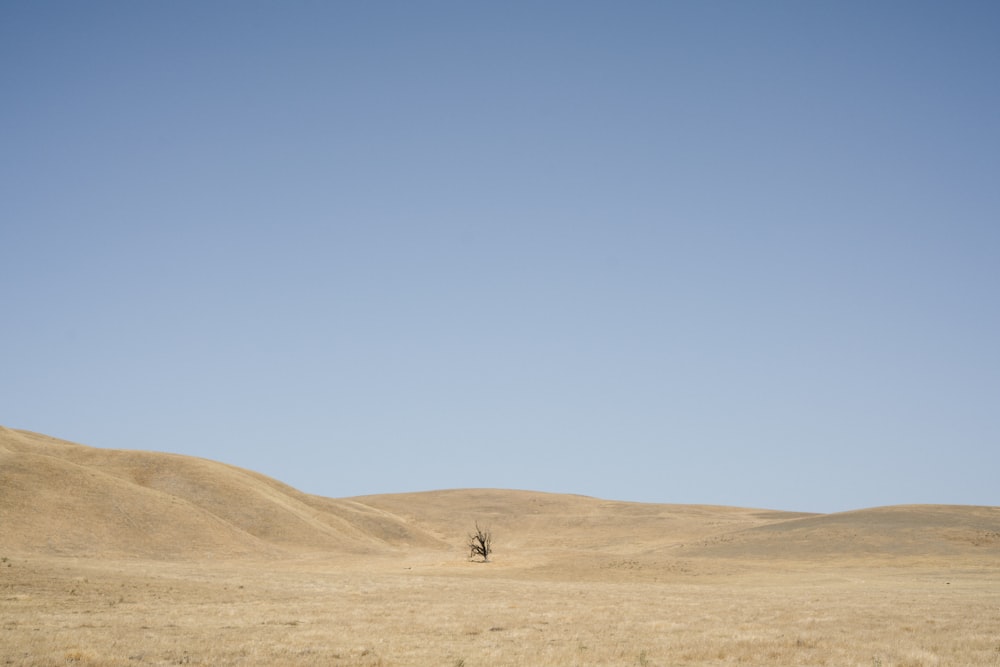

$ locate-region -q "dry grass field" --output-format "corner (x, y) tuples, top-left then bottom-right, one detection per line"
(3, 426), (999, 666)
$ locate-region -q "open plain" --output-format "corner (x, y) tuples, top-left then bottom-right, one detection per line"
(2, 426), (999, 666)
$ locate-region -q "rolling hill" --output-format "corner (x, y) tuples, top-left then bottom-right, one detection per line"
(683, 503), (1000, 563)
(0, 426), (442, 558)
(3, 426), (997, 568)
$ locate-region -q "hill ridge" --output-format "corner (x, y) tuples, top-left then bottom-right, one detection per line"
(3, 426), (998, 566)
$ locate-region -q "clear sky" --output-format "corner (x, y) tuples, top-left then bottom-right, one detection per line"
(3, 2), (998, 513)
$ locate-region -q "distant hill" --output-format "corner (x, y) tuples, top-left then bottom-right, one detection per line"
(3, 426), (997, 567)
(350, 488), (815, 555)
(682, 503), (1000, 564)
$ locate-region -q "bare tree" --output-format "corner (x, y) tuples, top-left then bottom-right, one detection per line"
(467, 522), (492, 562)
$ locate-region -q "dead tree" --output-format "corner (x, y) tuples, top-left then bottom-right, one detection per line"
(467, 522), (492, 562)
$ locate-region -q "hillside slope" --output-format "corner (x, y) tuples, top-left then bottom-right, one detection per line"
(0, 427), (442, 558)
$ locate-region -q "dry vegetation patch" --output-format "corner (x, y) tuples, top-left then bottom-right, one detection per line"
(3, 554), (999, 666)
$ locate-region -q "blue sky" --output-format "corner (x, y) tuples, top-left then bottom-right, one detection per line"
(3, 1), (998, 513)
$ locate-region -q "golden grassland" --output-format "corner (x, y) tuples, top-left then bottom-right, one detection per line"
(4, 552), (999, 666)
(2, 427), (999, 666)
